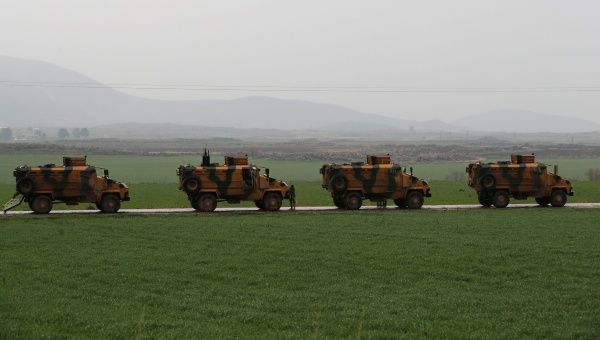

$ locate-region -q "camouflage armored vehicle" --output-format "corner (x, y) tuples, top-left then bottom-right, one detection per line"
(6, 156), (130, 214)
(177, 150), (291, 212)
(320, 155), (431, 210)
(466, 154), (574, 208)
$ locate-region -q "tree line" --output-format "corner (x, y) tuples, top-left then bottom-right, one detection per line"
(0, 127), (91, 141)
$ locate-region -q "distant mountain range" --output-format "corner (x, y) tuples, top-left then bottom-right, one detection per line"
(1, 55), (599, 133)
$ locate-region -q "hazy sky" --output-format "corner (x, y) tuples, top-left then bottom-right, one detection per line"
(1, 0), (599, 122)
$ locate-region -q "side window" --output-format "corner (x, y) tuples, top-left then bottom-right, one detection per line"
(242, 169), (252, 187)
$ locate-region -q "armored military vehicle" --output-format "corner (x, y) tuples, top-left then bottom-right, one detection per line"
(6, 156), (130, 214)
(320, 155), (431, 210)
(466, 154), (574, 208)
(177, 150), (291, 212)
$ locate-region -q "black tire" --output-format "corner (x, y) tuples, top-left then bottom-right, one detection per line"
(492, 190), (509, 208)
(31, 195), (52, 214)
(535, 197), (551, 206)
(329, 175), (348, 193)
(550, 190), (567, 208)
(333, 197), (345, 209)
(16, 178), (34, 195)
(406, 191), (424, 209)
(394, 198), (407, 208)
(480, 175), (496, 190)
(478, 193), (493, 207)
(262, 192), (282, 211)
(344, 192), (362, 210)
(254, 200), (265, 210)
(190, 198), (200, 211)
(99, 194), (121, 213)
(183, 177), (200, 193)
(197, 193), (217, 212)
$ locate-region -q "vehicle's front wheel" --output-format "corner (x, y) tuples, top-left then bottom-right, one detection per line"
(550, 190), (567, 207)
(394, 198), (407, 208)
(197, 193), (217, 212)
(262, 192), (282, 211)
(535, 197), (551, 206)
(99, 194), (121, 213)
(254, 200), (265, 210)
(344, 192), (362, 210)
(406, 191), (425, 209)
(31, 195), (52, 214)
(492, 190), (509, 208)
(333, 197), (345, 209)
(478, 193), (493, 207)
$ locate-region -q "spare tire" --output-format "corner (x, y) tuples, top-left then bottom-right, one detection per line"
(17, 178), (34, 195)
(480, 175), (496, 189)
(329, 175), (348, 193)
(183, 177), (200, 193)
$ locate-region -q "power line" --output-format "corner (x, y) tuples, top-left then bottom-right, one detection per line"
(1, 80), (600, 93)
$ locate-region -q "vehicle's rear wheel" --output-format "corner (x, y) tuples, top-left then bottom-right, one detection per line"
(480, 175), (496, 190)
(99, 194), (121, 213)
(183, 177), (200, 193)
(344, 192), (362, 210)
(492, 190), (509, 208)
(406, 191), (424, 209)
(254, 200), (265, 210)
(17, 178), (34, 195)
(394, 198), (407, 208)
(197, 193), (217, 212)
(550, 190), (567, 207)
(262, 192), (282, 211)
(478, 193), (493, 207)
(535, 197), (551, 206)
(31, 195), (52, 214)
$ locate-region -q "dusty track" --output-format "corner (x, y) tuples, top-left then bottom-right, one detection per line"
(3, 203), (600, 217)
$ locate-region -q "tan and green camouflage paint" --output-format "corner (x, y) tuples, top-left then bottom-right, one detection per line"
(13, 164), (130, 204)
(466, 158), (574, 198)
(320, 158), (431, 200)
(177, 160), (290, 201)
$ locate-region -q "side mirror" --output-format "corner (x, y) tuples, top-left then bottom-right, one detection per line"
(104, 169), (110, 177)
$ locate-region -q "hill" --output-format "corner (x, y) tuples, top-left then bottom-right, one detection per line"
(0, 56), (447, 131)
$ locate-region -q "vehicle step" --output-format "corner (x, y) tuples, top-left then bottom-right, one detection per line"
(3, 193), (25, 213)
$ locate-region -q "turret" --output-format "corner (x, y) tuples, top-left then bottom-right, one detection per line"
(202, 148), (211, 166)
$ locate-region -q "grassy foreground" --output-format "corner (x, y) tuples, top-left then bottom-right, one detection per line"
(1, 210), (599, 338)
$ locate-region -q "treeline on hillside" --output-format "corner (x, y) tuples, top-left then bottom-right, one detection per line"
(2, 139), (600, 163)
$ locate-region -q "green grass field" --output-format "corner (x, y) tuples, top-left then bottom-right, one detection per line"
(2, 154), (600, 184)
(1, 210), (599, 338)
(1, 154), (599, 209)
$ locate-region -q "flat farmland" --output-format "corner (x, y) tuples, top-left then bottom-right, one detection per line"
(2, 155), (600, 184)
(1, 155), (599, 209)
(1, 210), (599, 338)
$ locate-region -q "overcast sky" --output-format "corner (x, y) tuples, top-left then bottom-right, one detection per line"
(1, 0), (599, 122)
